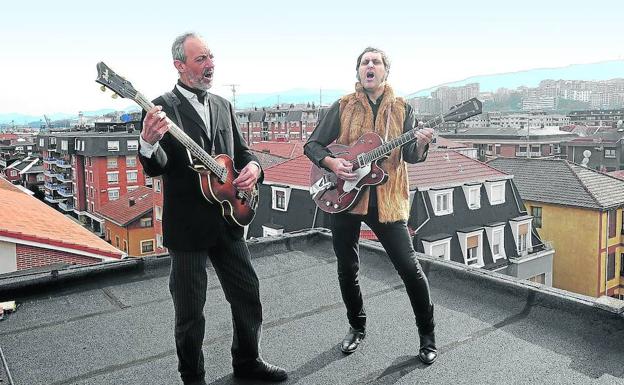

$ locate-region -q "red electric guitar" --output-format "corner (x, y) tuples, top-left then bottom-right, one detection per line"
(96, 62), (258, 227)
(309, 97), (482, 213)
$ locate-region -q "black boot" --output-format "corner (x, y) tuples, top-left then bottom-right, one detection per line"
(416, 304), (437, 365)
(340, 327), (366, 354)
(418, 331), (437, 364)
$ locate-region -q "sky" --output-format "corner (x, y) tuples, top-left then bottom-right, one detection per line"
(2, 0), (624, 116)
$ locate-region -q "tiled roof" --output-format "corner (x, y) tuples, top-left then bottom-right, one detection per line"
(608, 170), (624, 181)
(263, 154), (313, 188)
(487, 157), (624, 209)
(98, 186), (154, 226)
(262, 150), (508, 191)
(0, 178), (122, 258)
(250, 150), (289, 170)
(407, 149), (509, 190)
(432, 136), (469, 149)
(250, 141), (305, 159)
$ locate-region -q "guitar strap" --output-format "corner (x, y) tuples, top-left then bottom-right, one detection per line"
(162, 91), (216, 156)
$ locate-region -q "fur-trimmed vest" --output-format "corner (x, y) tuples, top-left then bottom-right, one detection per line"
(338, 83), (410, 223)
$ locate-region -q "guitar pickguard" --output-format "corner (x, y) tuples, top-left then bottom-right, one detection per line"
(342, 164), (371, 193)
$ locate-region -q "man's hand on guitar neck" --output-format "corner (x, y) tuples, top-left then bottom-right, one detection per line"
(414, 127), (434, 159)
(142, 106), (170, 145)
(322, 157), (358, 181)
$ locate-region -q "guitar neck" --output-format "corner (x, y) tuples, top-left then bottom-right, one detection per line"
(134, 92), (224, 175)
(362, 113), (445, 164)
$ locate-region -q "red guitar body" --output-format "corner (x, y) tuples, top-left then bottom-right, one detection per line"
(309, 132), (388, 214)
(193, 154), (258, 227)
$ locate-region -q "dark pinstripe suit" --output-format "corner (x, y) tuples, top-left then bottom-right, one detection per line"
(139, 88), (264, 385)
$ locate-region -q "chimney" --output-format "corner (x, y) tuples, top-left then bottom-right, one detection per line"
(129, 198), (135, 207)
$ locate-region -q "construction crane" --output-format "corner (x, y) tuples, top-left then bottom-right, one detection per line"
(224, 84), (240, 110)
(43, 115), (52, 129)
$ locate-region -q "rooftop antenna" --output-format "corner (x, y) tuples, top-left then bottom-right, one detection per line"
(224, 84), (239, 110)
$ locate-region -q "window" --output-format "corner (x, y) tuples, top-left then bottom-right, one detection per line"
(608, 209), (616, 238)
(485, 181), (506, 205)
(528, 274), (545, 284)
(108, 188), (120, 201)
(127, 170), (138, 183)
(428, 189), (453, 216)
(156, 234), (163, 249)
(140, 217), (153, 228)
(127, 186), (139, 192)
(422, 237), (451, 261)
(10, 170), (17, 177)
(271, 186), (291, 211)
(39, 138), (44, 147)
(61, 140), (68, 151)
(107, 141), (120, 151)
(123, 240), (128, 252)
(155, 206), (162, 221)
(530, 145), (540, 155)
(115, 236), (120, 247)
(89, 171), (93, 182)
(462, 184), (481, 210)
(495, 144), (501, 155)
(107, 172), (119, 184)
(485, 225), (506, 261)
(518, 232), (528, 253)
(531, 206), (542, 228)
(466, 245), (479, 265)
(127, 140), (138, 151)
(126, 156), (137, 167)
(510, 218), (532, 256)
(154, 179), (162, 193)
(107, 156), (118, 169)
(141, 240), (155, 254)
(621, 253), (624, 276)
(457, 229), (484, 267)
(145, 176), (153, 187)
(604, 149), (616, 158)
(90, 186), (94, 198)
(262, 225), (284, 237)
(607, 252), (616, 281)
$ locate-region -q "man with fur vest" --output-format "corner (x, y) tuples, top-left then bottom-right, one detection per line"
(304, 47), (437, 364)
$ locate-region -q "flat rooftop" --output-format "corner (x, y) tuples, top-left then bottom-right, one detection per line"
(1, 229), (623, 385)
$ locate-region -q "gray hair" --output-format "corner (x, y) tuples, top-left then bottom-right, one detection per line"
(171, 32), (202, 62)
(355, 47), (391, 73)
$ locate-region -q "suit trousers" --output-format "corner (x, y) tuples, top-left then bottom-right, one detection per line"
(168, 232), (262, 384)
(331, 208), (434, 334)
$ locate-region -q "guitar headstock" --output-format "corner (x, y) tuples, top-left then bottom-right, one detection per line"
(95, 62), (138, 100)
(443, 98), (483, 122)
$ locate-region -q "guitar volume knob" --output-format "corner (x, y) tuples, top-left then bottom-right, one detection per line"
(333, 204), (339, 209)
(325, 201), (331, 206)
(371, 173), (377, 178)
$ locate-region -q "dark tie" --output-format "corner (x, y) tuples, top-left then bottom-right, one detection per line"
(177, 80), (207, 104)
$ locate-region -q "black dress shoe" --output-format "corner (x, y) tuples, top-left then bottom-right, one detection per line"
(233, 360), (288, 382)
(340, 327), (366, 354)
(418, 331), (438, 365)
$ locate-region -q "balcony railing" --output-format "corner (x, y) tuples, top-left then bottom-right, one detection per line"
(44, 182), (60, 191)
(58, 201), (75, 211)
(56, 173), (71, 182)
(57, 187), (73, 197)
(56, 159), (71, 168)
(43, 157), (57, 165)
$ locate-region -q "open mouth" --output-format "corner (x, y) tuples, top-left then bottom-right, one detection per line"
(203, 69), (213, 79)
(366, 71), (375, 80)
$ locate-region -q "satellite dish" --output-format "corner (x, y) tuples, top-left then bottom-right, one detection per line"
(582, 150), (591, 158)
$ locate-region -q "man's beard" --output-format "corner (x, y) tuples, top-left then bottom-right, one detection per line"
(189, 72), (212, 90)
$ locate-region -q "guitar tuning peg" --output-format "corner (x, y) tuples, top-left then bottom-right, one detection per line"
(100, 85), (106, 92)
(111, 93), (118, 99)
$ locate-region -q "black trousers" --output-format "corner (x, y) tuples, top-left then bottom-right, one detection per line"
(169, 232), (262, 385)
(331, 208), (434, 334)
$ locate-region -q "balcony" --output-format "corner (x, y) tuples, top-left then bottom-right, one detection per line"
(44, 194), (67, 204)
(58, 201), (75, 212)
(44, 182), (60, 191)
(58, 187), (73, 197)
(56, 173), (72, 183)
(43, 157), (57, 165)
(56, 159), (71, 168)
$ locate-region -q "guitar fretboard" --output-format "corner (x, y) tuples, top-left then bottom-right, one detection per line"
(358, 114), (445, 165)
(134, 92), (226, 180)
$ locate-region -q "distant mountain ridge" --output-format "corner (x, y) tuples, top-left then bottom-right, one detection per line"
(407, 59), (624, 98)
(4, 60), (624, 125)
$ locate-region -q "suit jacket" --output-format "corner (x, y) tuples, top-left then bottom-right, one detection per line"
(139, 86), (262, 251)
